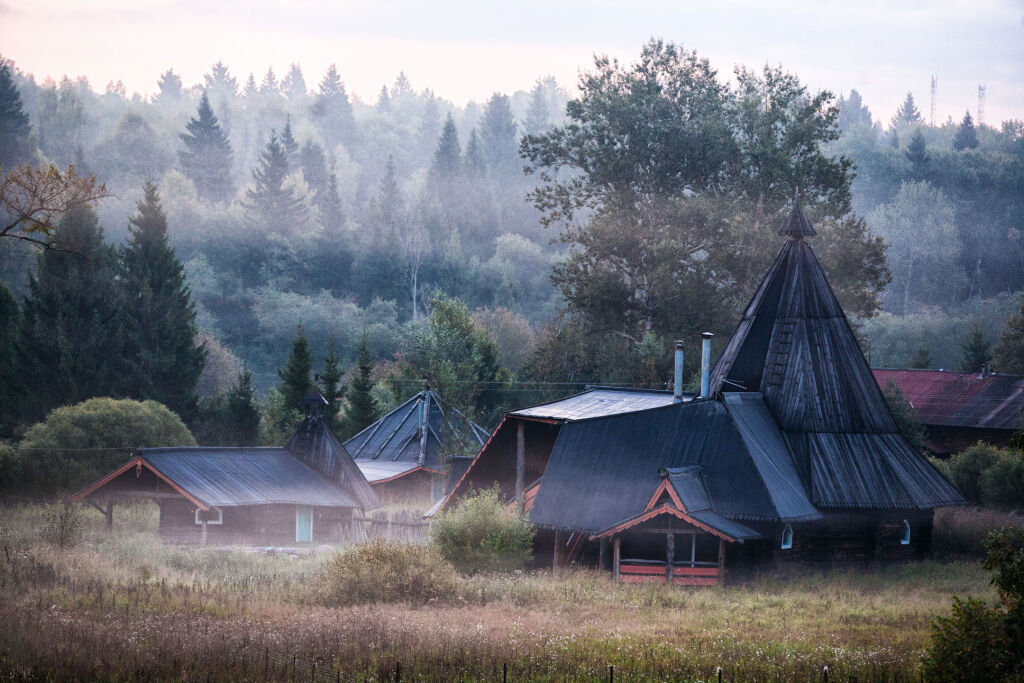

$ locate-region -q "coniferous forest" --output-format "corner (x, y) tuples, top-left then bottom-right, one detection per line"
(1, 42), (1023, 458)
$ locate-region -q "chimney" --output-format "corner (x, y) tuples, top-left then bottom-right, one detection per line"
(673, 340), (685, 402)
(700, 332), (713, 399)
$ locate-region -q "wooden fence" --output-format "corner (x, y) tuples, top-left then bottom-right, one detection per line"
(343, 508), (430, 543)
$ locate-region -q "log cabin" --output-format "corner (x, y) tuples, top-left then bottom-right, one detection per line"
(441, 204), (964, 584)
(71, 392), (380, 545)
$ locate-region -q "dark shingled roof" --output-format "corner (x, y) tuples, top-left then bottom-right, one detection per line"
(511, 388), (683, 421)
(778, 203), (816, 239)
(285, 417), (381, 510)
(873, 369), (1024, 431)
(141, 448), (359, 508)
(345, 390), (489, 472)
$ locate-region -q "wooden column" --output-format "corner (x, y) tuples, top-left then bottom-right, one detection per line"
(665, 533), (675, 584)
(612, 536), (621, 583)
(690, 532), (696, 567)
(515, 421), (525, 511)
(598, 537), (608, 570)
(552, 530), (563, 572)
(105, 499), (114, 532)
(717, 538), (726, 585)
(200, 520), (208, 547)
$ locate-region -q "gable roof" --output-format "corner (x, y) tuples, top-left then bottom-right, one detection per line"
(511, 387), (683, 422)
(130, 448), (358, 508)
(345, 390), (489, 472)
(285, 417), (381, 509)
(873, 369), (1024, 431)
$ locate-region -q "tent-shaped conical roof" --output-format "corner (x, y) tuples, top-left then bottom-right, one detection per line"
(286, 416), (381, 510)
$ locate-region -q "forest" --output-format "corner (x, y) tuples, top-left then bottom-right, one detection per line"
(1, 40), (1023, 461)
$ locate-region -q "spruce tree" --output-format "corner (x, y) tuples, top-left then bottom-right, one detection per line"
(343, 334), (379, 438)
(243, 73), (258, 97)
(203, 61), (237, 96)
(244, 130), (308, 231)
(480, 93), (518, 176)
(121, 182), (205, 420)
(318, 171), (346, 233)
(376, 85), (391, 113)
(524, 80), (550, 134)
(993, 295), (1024, 374)
(282, 63), (306, 100)
(277, 325), (313, 411)
(891, 92), (922, 127)
(0, 60), (34, 170)
(958, 325), (993, 372)
(281, 116), (299, 159)
(909, 343), (932, 369)
(156, 69), (183, 103)
(430, 113), (462, 182)
(0, 283), (20, 436)
(179, 92), (235, 202)
(225, 363), (260, 446)
(953, 111), (979, 151)
(377, 155), (401, 237)
(319, 339), (345, 431)
(18, 204), (131, 422)
(260, 67), (278, 93)
(464, 128), (487, 175)
(298, 140), (329, 200)
(312, 63), (356, 148)
(905, 129), (930, 175)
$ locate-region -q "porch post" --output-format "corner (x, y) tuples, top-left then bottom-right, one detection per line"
(612, 536), (621, 583)
(665, 533), (675, 584)
(200, 519), (208, 547)
(552, 529), (563, 572)
(515, 421), (525, 511)
(599, 537), (608, 570)
(718, 538), (726, 585)
(104, 499), (114, 532)
(690, 532), (696, 567)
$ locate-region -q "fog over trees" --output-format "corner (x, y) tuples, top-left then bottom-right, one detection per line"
(0, 42), (1022, 441)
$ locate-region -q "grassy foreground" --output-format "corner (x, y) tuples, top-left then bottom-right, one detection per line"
(0, 504), (995, 681)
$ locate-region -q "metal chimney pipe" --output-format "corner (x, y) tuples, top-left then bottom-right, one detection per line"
(673, 340), (684, 402)
(700, 332), (713, 399)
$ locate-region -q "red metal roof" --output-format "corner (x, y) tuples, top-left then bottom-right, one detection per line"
(873, 369), (1024, 431)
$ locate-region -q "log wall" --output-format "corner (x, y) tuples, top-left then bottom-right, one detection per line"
(158, 500), (354, 546)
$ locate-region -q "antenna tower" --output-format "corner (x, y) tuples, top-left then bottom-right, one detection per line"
(929, 76), (937, 126)
(978, 84), (986, 126)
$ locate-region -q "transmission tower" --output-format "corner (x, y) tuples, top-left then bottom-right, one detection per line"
(978, 84), (986, 126)
(930, 76), (937, 126)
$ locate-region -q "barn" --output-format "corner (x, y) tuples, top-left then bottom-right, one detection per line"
(442, 204), (964, 584)
(345, 388), (489, 504)
(71, 393), (380, 545)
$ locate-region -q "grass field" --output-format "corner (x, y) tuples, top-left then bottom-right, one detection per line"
(0, 503), (998, 681)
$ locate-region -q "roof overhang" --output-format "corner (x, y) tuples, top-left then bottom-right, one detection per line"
(589, 503), (753, 543)
(68, 456), (210, 510)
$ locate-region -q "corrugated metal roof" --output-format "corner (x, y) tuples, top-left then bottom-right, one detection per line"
(511, 388), (683, 421)
(873, 369), (1024, 431)
(345, 390), (488, 471)
(723, 393), (822, 522)
(286, 417), (380, 509)
(356, 460), (423, 483)
(529, 401), (780, 533)
(688, 511), (764, 541)
(142, 448), (359, 508)
(665, 467), (712, 513)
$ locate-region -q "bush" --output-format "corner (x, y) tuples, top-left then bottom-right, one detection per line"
(932, 507), (1024, 558)
(946, 442), (1003, 504)
(320, 538), (460, 606)
(43, 503), (82, 549)
(18, 397), (195, 494)
(980, 454), (1024, 510)
(431, 488), (535, 573)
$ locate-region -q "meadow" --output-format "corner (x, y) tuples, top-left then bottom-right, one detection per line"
(0, 503), (999, 681)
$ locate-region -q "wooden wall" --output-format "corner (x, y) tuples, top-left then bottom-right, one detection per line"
(371, 471), (434, 506)
(157, 500), (353, 546)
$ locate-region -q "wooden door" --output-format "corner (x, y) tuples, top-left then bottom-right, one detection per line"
(296, 505), (313, 543)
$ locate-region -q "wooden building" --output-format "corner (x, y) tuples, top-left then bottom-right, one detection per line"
(345, 389), (489, 504)
(71, 399), (380, 546)
(873, 368), (1024, 454)
(442, 205), (963, 584)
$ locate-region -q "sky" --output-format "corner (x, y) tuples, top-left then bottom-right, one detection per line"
(1, 0), (1022, 126)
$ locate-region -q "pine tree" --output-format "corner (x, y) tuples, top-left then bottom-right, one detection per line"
(958, 325), (993, 372)
(524, 80), (550, 135)
(909, 343), (932, 369)
(342, 334), (379, 438)
(313, 63), (356, 148)
(480, 93), (518, 176)
(993, 294), (1024, 374)
(905, 129), (930, 175)
(277, 325), (313, 411)
(464, 128), (487, 175)
(121, 182), (205, 420)
(891, 92), (922, 127)
(18, 204), (131, 422)
(953, 111), (979, 151)
(0, 60), (34, 170)
(224, 363), (260, 446)
(319, 339), (345, 431)
(430, 113), (462, 182)
(281, 116), (299, 159)
(244, 130), (308, 231)
(179, 92), (235, 202)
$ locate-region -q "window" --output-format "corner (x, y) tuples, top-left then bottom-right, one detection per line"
(194, 507), (223, 525)
(781, 524), (793, 550)
(900, 520), (911, 545)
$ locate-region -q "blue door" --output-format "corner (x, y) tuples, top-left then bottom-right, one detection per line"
(296, 505), (312, 543)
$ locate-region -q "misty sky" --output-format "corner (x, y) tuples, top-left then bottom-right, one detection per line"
(1, 0), (1021, 126)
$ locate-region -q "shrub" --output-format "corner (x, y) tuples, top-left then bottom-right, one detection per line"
(18, 397), (195, 494)
(946, 442), (1003, 504)
(932, 507), (1024, 558)
(431, 487), (535, 573)
(980, 454), (1024, 511)
(320, 538), (460, 605)
(43, 503), (83, 549)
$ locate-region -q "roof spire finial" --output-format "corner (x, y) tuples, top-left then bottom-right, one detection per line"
(778, 191), (815, 240)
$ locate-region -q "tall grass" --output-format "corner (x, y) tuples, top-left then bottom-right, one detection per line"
(0, 502), (997, 681)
